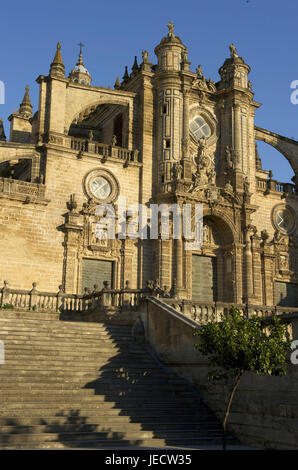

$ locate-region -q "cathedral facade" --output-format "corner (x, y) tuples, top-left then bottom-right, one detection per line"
(0, 23), (297, 308)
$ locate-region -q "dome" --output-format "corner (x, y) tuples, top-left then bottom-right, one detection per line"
(69, 49), (92, 86)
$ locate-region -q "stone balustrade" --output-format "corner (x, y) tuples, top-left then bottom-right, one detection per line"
(0, 281), (145, 314)
(162, 298), (298, 323)
(1, 280), (297, 320)
(0, 177), (46, 201)
(256, 176), (295, 195)
(68, 137), (140, 164)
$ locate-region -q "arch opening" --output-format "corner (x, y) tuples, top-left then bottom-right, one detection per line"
(68, 102), (129, 148)
(255, 140), (295, 185)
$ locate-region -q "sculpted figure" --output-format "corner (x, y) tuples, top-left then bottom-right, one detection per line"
(229, 43), (238, 58)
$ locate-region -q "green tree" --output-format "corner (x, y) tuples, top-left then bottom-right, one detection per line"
(194, 306), (292, 450)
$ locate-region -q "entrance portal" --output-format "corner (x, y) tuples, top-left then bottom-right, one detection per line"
(192, 254), (217, 302)
(81, 258), (113, 293)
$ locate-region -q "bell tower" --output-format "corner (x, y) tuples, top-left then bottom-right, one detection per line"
(217, 43), (256, 193)
(154, 22), (189, 193)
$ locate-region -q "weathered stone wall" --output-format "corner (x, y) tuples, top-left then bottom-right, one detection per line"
(0, 145), (152, 292)
(141, 298), (298, 450)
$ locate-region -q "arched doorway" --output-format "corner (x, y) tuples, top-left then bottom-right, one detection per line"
(191, 214), (236, 303)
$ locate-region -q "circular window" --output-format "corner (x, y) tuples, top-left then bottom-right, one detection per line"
(190, 116), (211, 141)
(272, 204), (296, 235)
(83, 169), (119, 203)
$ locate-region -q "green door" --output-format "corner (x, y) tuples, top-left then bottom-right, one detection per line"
(192, 255), (217, 302)
(81, 259), (113, 293)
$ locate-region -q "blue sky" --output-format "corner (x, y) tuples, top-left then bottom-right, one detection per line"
(1, 0), (297, 182)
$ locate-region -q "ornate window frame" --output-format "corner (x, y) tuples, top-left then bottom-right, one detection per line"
(271, 203), (296, 236)
(83, 168), (119, 204)
(189, 105), (218, 147)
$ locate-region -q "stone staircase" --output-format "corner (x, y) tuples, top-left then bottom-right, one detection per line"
(0, 311), (237, 449)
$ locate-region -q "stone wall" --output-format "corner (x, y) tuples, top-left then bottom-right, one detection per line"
(140, 297), (298, 450)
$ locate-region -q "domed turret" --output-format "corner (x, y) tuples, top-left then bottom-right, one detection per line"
(69, 43), (92, 86)
(218, 43), (251, 90)
(154, 21), (189, 72)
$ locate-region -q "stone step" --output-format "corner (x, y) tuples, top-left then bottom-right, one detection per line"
(0, 428), (224, 445)
(0, 420), (221, 434)
(0, 318), (131, 332)
(0, 314), (131, 330)
(0, 435), (235, 450)
(0, 314), (235, 449)
(1, 356), (157, 366)
(1, 400), (205, 411)
(0, 339), (135, 349)
(0, 369), (178, 380)
(3, 348), (149, 358)
(1, 393), (197, 404)
(0, 330), (133, 341)
(0, 408), (212, 420)
(0, 414), (218, 426)
(0, 381), (190, 390)
(0, 365), (164, 374)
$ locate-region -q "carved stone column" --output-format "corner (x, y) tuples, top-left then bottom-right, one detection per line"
(243, 228), (254, 302)
(62, 209), (83, 294)
(251, 234), (263, 304)
(234, 244), (243, 304)
(182, 88), (192, 180)
(233, 104), (242, 169)
(174, 237), (183, 296)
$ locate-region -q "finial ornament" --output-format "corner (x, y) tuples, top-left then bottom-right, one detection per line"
(0, 117), (6, 142)
(167, 21), (175, 37)
(229, 43), (238, 58)
(50, 41), (65, 77)
(19, 85), (33, 116)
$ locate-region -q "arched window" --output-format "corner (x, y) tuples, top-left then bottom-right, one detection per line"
(190, 116), (211, 141)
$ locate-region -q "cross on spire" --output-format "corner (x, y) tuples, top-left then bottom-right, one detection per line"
(78, 42), (85, 54)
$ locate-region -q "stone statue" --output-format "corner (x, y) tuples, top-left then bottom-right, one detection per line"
(225, 145), (233, 169)
(229, 43), (238, 58)
(142, 50), (149, 63)
(207, 78), (216, 92)
(196, 64), (202, 78)
(167, 21), (175, 37)
(197, 136), (208, 157)
(173, 162), (183, 180)
(111, 135), (117, 146)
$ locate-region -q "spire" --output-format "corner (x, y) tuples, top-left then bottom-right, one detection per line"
(69, 43), (92, 86)
(131, 56), (139, 75)
(50, 42), (65, 78)
(122, 65), (129, 83)
(114, 76), (121, 89)
(19, 85), (33, 117)
(0, 118), (6, 141)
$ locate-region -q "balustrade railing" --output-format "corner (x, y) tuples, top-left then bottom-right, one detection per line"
(68, 137), (140, 163)
(256, 177), (295, 195)
(0, 281), (145, 315)
(162, 298), (298, 323)
(0, 178), (46, 200)
(1, 280), (297, 321)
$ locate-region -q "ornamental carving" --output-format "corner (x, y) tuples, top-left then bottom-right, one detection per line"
(193, 137), (216, 187)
